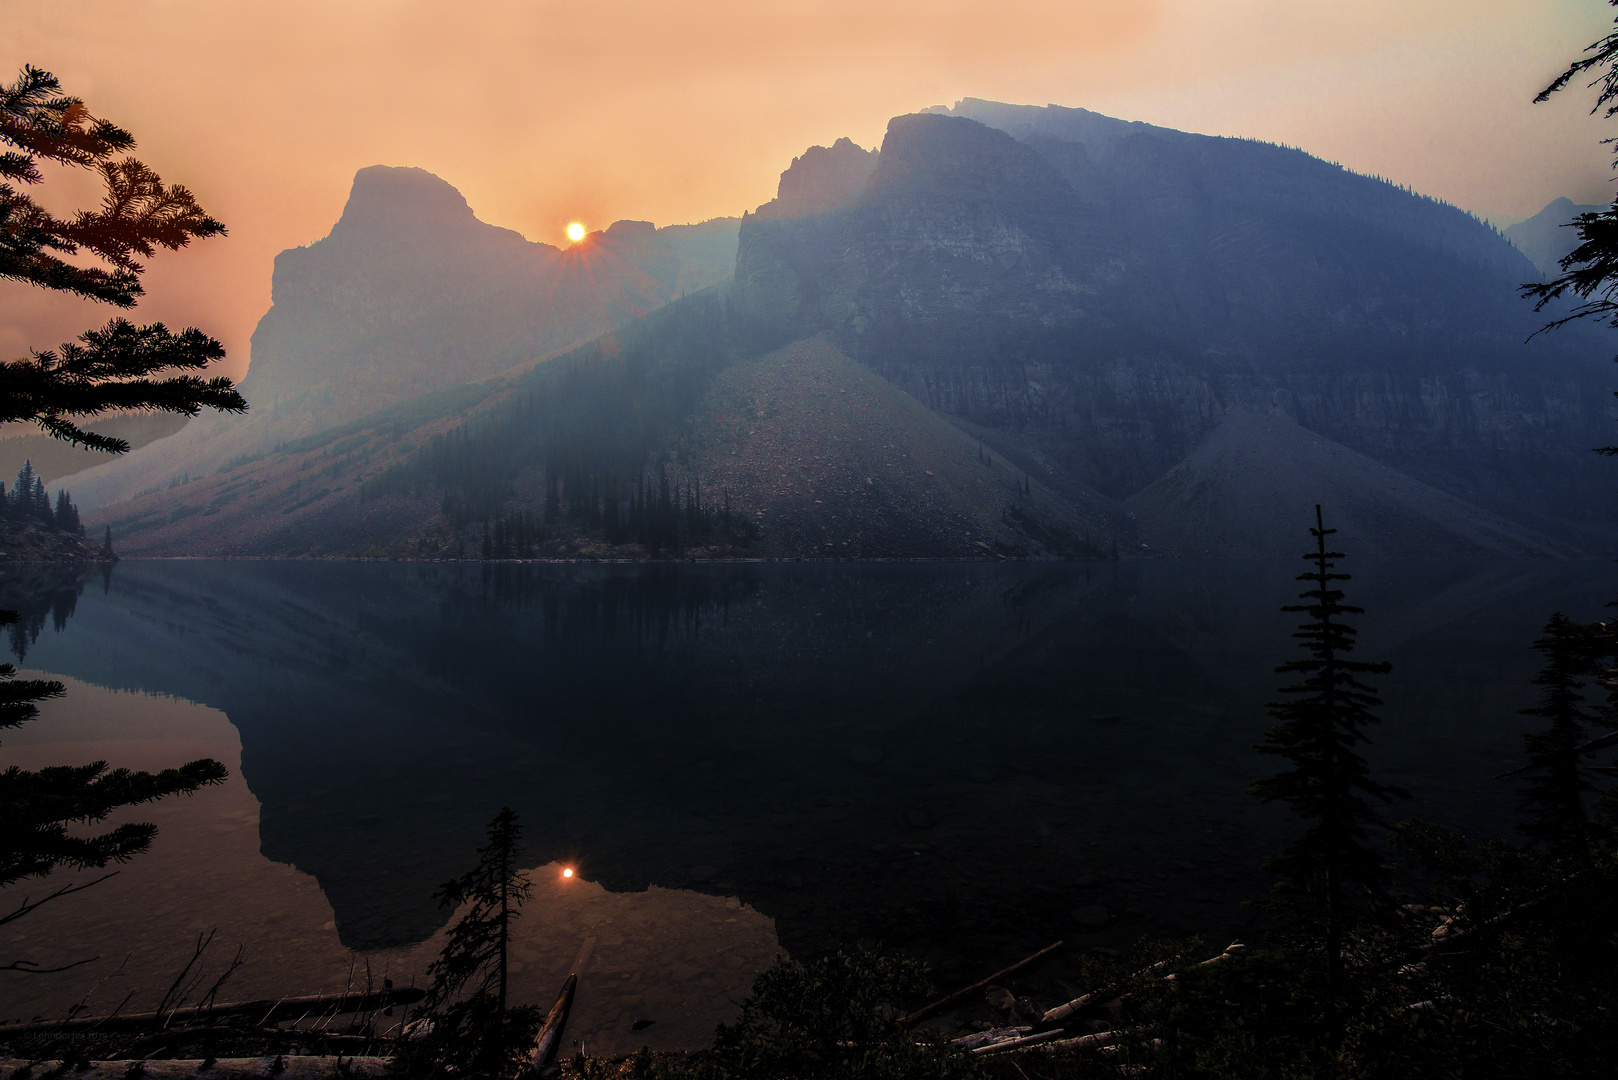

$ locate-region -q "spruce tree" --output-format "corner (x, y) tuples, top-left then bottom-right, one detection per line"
(52, 489), (81, 535)
(30, 475), (50, 526)
(0, 64), (242, 966)
(0, 67), (245, 451)
(1251, 505), (1407, 1001)
(1515, 613), (1615, 859)
(11, 461), (35, 522)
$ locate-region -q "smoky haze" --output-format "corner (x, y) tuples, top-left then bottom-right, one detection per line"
(1, 0), (1614, 387)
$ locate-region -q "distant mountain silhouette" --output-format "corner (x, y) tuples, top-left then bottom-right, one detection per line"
(78, 103), (1618, 557)
(247, 164), (739, 434)
(63, 166), (738, 510)
(754, 137), (879, 219)
(733, 101), (1618, 552)
(1504, 196), (1606, 279)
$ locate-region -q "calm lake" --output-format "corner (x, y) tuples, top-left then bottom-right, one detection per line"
(3, 557), (1614, 1054)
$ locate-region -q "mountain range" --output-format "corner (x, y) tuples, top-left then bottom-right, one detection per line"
(61, 166), (738, 510)
(1505, 196), (1605, 279)
(66, 100), (1618, 559)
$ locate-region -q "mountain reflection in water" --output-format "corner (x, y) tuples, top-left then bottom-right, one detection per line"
(3, 558), (1612, 1029)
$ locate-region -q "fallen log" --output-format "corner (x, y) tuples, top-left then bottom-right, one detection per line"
(520, 973), (578, 1079)
(898, 940), (1063, 1028)
(1361, 868), (1608, 979)
(116, 1027), (394, 1057)
(1039, 959), (1171, 1027)
(1040, 942), (1244, 1026)
(0, 1057), (389, 1079)
(972, 1027), (1067, 1055)
(0, 988), (424, 1037)
(1030, 1030), (1122, 1053)
(951, 1027), (1030, 1049)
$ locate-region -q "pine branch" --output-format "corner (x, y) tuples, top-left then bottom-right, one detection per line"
(0, 954), (99, 974)
(0, 319), (245, 450)
(0, 870), (119, 928)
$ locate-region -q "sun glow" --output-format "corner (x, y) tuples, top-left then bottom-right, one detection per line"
(565, 222), (585, 243)
(561, 867), (575, 879)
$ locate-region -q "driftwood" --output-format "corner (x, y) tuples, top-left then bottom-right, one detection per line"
(0, 988), (424, 1037)
(972, 1027), (1067, 1055)
(520, 973), (578, 1079)
(1031, 1030), (1122, 1053)
(957, 1027), (1127, 1056)
(1040, 942), (1245, 1026)
(0, 1057), (390, 1079)
(1368, 893), (1562, 975)
(898, 940), (1063, 1028)
(1038, 959), (1171, 1027)
(951, 1026), (1029, 1049)
(1361, 867), (1606, 979)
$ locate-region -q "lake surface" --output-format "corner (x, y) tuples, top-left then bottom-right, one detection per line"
(3, 557), (1614, 1053)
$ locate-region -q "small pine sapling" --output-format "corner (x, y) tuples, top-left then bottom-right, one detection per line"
(397, 807), (539, 1080)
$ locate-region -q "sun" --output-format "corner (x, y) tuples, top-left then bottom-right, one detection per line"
(566, 222), (585, 243)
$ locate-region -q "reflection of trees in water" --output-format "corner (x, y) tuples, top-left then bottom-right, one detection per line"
(0, 564), (107, 661)
(352, 564), (764, 733)
(467, 562), (760, 648)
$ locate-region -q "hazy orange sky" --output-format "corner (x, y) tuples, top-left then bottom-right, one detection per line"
(3, 0), (1617, 383)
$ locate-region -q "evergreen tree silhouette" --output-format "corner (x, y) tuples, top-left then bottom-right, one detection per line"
(0, 64), (240, 969)
(401, 807), (539, 1079)
(1515, 613), (1615, 860)
(1251, 505), (1407, 1002)
(10, 461), (35, 521)
(0, 67), (245, 451)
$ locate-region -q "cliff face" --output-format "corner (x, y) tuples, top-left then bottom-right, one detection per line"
(244, 165), (739, 438)
(756, 137), (879, 220)
(732, 104), (1617, 543)
(63, 168), (739, 511)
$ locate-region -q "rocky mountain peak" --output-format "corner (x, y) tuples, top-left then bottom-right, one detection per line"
(866, 113), (1074, 203)
(1505, 195), (1605, 278)
(604, 219), (658, 238)
(755, 137), (878, 220)
(327, 165), (488, 242)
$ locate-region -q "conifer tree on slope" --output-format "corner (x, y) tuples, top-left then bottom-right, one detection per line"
(0, 65), (243, 970)
(1251, 505), (1407, 1002)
